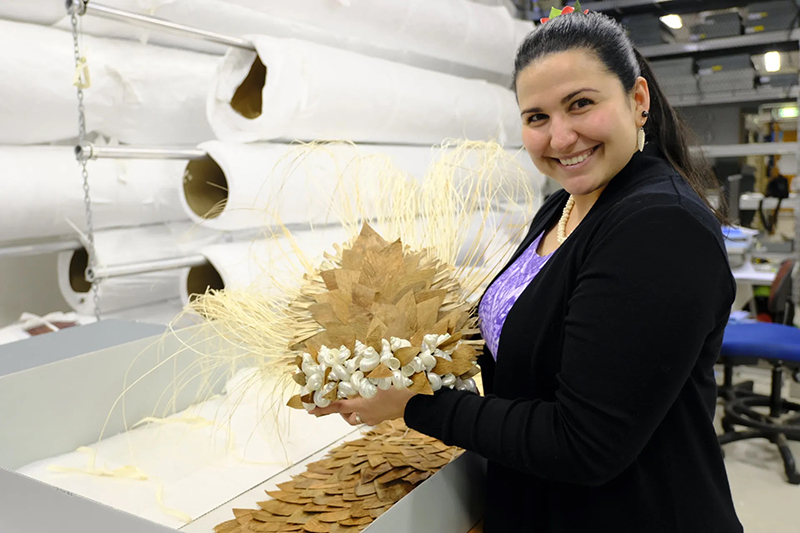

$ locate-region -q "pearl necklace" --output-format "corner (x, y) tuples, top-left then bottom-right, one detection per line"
(556, 195), (575, 244)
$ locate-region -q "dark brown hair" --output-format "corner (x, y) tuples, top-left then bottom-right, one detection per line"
(514, 12), (724, 221)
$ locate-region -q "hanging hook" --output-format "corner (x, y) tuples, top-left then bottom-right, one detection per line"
(66, 0), (88, 16)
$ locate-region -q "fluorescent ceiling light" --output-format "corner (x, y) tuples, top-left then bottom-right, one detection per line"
(764, 51), (781, 72)
(659, 14), (683, 29)
(778, 106), (799, 119)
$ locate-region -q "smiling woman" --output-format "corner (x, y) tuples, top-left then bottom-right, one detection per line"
(372, 9), (746, 533)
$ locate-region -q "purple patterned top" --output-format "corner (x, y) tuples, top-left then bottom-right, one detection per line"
(479, 232), (553, 359)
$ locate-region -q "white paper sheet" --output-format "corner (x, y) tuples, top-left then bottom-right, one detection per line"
(17, 368), (356, 529)
(0, 146), (187, 242)
(0, 19), (218, 145)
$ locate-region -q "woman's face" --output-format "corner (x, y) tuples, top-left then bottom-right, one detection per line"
(516, 49), (649, 201)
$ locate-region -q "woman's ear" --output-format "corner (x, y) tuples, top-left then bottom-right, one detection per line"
(633, 76), (650, 124)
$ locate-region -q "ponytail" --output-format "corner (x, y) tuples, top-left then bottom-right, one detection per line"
(634, 50), (725, 222)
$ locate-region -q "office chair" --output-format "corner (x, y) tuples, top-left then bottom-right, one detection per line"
(718, 259), (800, 484)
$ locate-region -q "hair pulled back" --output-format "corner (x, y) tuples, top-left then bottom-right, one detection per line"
(514, 12), (722, 221)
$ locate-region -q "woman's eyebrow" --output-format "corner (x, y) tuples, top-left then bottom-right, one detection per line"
(519, 88), (600, 116)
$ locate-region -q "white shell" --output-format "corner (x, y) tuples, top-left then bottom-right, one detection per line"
(434, 349), (452, 362)
(401, 363), (416, 377)
(380, 339), (392, 360)
(385, 357), (401, 371)
(306, 373), (323, 391)
(359, 355), (380, 372)
(376, 377), (393, 390)
(411, 357), (425, 373)
(344, 358), (359, 375)
(324, 349), (340, 366)
(462, 378), (479, 394)
(302, 402), (316, 411)
(354, 340), (366, 356)
(422, 334), (439, 352)
(338, 381), (358, 398)
(442, 374), (457, 388)
(360, 381), (378, 399)
(419, 349), (437, 371)
(428, 373), (443, 392)
(331, 363), (350, 382)
(390, 336), (412, 351)
(337, 345), (351, 363)
(313, 389), (331, 408)
(301, 353), (320, 375)
(392, 371), (413, 390)
(363, 346), (379, 359)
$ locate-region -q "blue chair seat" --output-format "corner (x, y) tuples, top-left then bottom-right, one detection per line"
(722, 323), (800, 364)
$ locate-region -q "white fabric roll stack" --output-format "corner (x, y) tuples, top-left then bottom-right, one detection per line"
(207, 35), (522, 145)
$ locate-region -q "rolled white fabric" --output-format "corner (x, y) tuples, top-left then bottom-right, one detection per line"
(57, 223), (218, 315)
(10, 0), (533, 83)
(0, 146), (186, 242)
(181, 142), (433, 231)
(178, 226), (349, 303)
(0, 0), (66, 24)
(0, 19), (218, 145)
(225, 0), (533, 80)
(181, 141), (542, 232)
(207, 35), (522, 145)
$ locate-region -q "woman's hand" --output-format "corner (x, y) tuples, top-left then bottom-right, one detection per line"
(309, 386), (417, 426)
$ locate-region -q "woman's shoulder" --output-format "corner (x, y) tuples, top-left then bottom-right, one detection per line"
(617, 171), (719, 233)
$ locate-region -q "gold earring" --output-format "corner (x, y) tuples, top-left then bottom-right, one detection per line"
(637, 127), (645, 152)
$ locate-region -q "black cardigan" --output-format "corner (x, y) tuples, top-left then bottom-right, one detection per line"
(405, 148), (743, 532)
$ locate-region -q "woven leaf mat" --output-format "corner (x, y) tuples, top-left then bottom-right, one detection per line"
(214, 421), (462, 533)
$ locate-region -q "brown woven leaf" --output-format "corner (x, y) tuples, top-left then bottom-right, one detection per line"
(366, 364), (393, 379)
(339, 517), (372, 527)
(287, 395), (304, 410)
(302, 518), (330, 532)
(408, 371), (433, 396)
(393, 346), (420, 366)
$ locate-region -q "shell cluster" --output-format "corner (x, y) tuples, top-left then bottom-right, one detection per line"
(294, 334), (478, 410)
(286, 224), (483, 411)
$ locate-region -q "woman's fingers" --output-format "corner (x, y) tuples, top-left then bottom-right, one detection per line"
(309, 399), (361, 417)
(341, 412), (361, 426)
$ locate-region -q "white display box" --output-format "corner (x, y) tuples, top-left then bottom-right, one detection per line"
(0, 323), (486, 533)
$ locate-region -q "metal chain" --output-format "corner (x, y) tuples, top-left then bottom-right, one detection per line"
(71, 9), (101, 321)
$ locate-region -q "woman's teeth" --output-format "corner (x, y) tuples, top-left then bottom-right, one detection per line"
(559, 148), (593, 166)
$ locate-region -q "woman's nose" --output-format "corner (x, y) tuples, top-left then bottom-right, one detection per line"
(549, 117), (578, 154)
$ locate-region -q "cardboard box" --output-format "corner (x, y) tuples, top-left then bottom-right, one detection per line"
(0, 323), (487, 532)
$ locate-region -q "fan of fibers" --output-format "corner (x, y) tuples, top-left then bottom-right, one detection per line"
(110, 140), (540, 434)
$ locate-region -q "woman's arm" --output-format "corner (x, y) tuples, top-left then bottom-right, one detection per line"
(404, 204), (733, 486)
